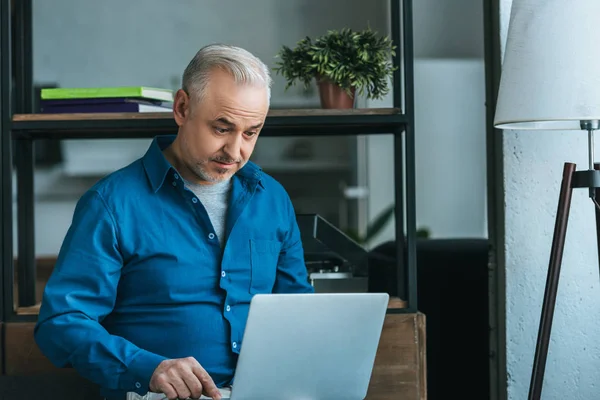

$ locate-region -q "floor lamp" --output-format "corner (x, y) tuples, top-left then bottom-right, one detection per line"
(493, 1), (600, 399)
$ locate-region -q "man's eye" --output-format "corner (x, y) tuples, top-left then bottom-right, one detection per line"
(245, 131), (257, 137)
(215, 127), (228, 134)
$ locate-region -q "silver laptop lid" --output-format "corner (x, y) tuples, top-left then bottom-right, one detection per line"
(230, 293), (389, 400)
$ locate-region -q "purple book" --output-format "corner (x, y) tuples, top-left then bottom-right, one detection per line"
(40, 101), (173, 114)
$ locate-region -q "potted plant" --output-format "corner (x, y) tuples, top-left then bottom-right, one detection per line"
(274, 28), (397, 109)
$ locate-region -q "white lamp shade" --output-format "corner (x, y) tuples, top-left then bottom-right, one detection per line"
(494, 0), (600, 130)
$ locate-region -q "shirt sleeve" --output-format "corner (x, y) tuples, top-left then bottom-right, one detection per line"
(273, 193), (314, 294)
(34, 189), (167, 395)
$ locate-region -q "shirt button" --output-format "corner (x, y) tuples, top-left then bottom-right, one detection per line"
(208, 233), (215, 240)
(135, 382), (141, 389)
(192, 197), (198, 203)
(221, 271), (226, 277)
(174, 173), (179, 180)
(232, 342), (237, 349)
(226, 305), (231, 312)
(172, 181), (177, 186)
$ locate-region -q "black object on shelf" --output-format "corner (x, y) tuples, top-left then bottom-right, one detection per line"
(297, 213), (368, 277)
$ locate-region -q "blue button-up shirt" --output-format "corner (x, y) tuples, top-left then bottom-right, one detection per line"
(34, 135), (314, 399)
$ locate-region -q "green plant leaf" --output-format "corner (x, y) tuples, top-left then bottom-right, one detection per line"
(417, 228), (430, 238)
(344, 228), (364, 244)
(364, 204), (395, 243)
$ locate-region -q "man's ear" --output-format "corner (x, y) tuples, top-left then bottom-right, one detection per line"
(173, 89), (190, 126)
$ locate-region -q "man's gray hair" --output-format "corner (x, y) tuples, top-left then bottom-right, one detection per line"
(182, 43), (272, 103)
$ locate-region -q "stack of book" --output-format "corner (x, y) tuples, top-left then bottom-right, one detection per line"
(39, 86), (174, 114)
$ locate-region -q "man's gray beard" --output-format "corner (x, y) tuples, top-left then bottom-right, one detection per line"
(193, 159), (247, 183)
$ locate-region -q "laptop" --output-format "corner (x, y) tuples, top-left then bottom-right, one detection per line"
(212, 292), (390, 400)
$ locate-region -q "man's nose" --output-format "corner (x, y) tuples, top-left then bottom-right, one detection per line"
(223, 133), (243, 161)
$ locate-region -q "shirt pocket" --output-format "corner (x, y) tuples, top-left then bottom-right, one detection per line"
(249, 239), (281, 294)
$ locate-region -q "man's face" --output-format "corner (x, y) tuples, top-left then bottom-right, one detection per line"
(173, 68), (269, 184)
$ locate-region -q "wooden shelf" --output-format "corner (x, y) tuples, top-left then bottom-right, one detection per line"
(14, 108), (403, 120)
(16, 303), (40, 315)
(11, 108), (407, 139)
(388, 297), (408, 309)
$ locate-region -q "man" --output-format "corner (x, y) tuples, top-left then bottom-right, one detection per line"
(34, 44), (314, 400)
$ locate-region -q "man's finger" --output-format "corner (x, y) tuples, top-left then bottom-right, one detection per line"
(192, 366), (221, 400)
(181, 368), (204, 399)
(170, 376), (191, 400)
(158, 382), (178, 400)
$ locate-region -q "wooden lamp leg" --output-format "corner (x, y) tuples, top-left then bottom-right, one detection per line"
(528, 162), (576, 400)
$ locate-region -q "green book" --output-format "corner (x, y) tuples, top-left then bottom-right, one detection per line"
(40, 86), (174, 102)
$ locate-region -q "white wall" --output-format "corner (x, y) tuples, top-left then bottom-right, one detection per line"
(413, 0), (484, 58)
(414, 58), (487, 239)
(500, 1), (600, 399)
(364, 58), (487, 248)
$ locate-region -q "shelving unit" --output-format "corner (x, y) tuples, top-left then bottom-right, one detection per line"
(0, 0), (417, 324)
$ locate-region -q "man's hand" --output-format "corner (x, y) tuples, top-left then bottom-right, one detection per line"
(149, 357), (221, 400)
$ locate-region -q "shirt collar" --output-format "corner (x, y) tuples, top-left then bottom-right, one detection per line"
(142, 135), (264, 193)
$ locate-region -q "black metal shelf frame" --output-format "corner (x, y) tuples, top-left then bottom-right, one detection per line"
(1, 0), (14, 328)
(0, 0), (417, 322)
